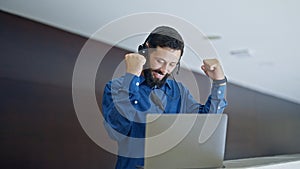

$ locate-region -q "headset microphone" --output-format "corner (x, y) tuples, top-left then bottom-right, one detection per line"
(176, 62), (180, 75)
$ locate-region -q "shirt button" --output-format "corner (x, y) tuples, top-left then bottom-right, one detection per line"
(136, 82), (140, 86)
(134, 100), (138, 104)
(218, 90), (222, 94)
(218, 106), (221, 110)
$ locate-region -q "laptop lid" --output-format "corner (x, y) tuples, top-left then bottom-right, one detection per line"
(144, 114), (228, 169)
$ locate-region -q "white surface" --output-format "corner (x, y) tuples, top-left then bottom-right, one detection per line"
(224, 154), (300, 168)
(1, 0), (300, 103)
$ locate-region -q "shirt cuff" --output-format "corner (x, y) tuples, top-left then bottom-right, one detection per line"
(211, 83), (226, 100)
(212, 76), (227, 86)
(121, 73), (140, 92)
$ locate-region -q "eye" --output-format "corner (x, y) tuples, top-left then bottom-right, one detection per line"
(169, 62), (177, 67)
(156, 59), (165, 64)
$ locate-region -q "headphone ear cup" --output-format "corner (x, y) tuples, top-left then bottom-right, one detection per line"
(138, 43), (149, 70)
(138, 44), (144, 52)
(138, 44), (148, 57)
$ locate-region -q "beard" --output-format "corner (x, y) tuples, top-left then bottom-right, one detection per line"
(143, 68), (170, 88)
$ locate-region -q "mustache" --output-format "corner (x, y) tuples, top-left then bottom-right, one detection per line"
(143, 68), (170, 88)
(152, 69), (165, 75)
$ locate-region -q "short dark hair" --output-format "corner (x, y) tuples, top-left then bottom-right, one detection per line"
(144, 26), (184, 56)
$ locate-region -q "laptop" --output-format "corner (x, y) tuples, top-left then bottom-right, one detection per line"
(143, 114), (228, 169)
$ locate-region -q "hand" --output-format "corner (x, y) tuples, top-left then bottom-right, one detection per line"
(201, 59), (225, 80)
(125, 53), (146, 76)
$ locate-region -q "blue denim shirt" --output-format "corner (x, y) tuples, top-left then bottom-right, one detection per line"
(102, 73), (227, 169)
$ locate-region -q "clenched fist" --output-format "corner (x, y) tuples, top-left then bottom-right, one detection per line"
(125, 53), (147, 76)
(201, 59), (225, 80)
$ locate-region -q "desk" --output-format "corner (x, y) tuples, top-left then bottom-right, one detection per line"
(223, 154), (300, 168)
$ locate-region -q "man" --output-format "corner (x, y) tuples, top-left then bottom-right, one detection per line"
(102, 26), (227, 169)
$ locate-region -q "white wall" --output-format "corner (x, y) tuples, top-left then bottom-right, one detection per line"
(1, 0), (300, 103)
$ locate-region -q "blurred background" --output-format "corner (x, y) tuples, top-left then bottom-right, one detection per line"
(1, 0), (300, 168)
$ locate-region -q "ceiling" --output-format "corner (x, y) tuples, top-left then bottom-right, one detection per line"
(1, 0), (300, 104)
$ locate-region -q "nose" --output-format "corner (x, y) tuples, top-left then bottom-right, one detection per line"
(160, 63), (169, 74)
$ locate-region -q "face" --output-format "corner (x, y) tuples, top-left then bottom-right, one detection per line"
(148, 46), (181, 81)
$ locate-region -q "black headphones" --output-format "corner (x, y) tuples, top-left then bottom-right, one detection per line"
(138, 43), (149, 58)
(137, 43), (181, 75)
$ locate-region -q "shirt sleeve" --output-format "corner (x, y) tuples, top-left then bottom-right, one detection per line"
(180, 82), (227, 114)
(102, 73), (141, 141)
(208, 83), (227, 114)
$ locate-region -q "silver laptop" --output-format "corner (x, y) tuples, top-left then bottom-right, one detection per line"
(143, 114), (228, 169)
